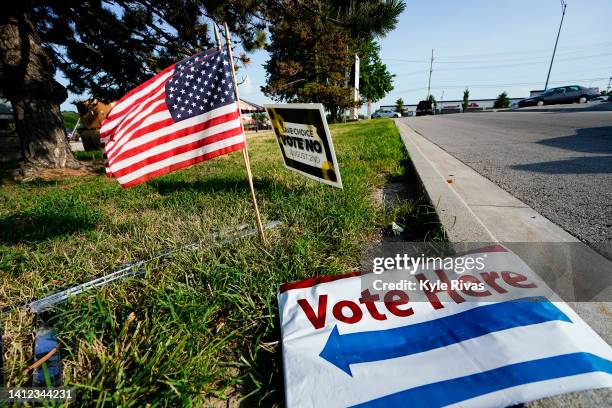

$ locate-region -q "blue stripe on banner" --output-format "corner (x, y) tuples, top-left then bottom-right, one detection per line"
(353, 352), (612, 408)
(320, 297), (571, 376)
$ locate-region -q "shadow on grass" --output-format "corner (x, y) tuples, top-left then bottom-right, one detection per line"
(0, 166), (17, 187)
(149, 176), (286, 197)
(239, 324), (285, 407)
(0, 199), (102, 244)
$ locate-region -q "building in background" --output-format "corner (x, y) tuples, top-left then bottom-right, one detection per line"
(239, 99), (270, 131)
(380, 96), (525, 114)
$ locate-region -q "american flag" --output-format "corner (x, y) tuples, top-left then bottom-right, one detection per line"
(100, 48), (245, 187)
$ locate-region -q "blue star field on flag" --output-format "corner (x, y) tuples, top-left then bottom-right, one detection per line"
(165, 49), (235, 122)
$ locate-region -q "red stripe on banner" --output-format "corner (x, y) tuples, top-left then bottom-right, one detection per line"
(279, 272), (362, 294)
(277, 246), (509, 294)
(120, 141), (245, 188)
(110, 126), (244, 178)
(110, 111), (240, 163)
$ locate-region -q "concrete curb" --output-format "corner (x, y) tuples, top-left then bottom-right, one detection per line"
(395, 119), (579, 243)
(395, 118), (611, 302)
(394, 118), (611, 406)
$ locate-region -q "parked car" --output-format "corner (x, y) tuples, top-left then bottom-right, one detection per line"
(518, 85), (599, 107)
(416, 100), (435, 116)
(372, 110), (401, 118)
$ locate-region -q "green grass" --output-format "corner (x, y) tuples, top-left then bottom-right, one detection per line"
(74, 150), (105, 161)
(62, 111), (80, 132)
(0, 119), (443, 406)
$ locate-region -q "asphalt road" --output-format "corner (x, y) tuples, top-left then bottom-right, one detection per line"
(401, 102), (612, 258)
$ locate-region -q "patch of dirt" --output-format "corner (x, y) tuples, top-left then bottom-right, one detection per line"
(371, 176), (420, 241)
(202, 367), (245, 408)
(37, 162), (103, 180)
(374, 181), (412, 208)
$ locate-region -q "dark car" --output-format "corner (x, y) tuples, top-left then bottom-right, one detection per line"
(518, 85), (599, 107)
(416, 100), (435, 116)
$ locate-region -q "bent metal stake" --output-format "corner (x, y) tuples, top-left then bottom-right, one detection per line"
(0, 221), (281, 316)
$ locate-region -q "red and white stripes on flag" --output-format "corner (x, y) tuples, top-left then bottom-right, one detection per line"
(100, 49), (245, 187)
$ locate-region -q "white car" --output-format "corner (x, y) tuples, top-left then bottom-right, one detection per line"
(372, 110), (401, 118)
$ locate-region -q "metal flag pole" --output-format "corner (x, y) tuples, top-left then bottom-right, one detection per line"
(213, 24), (222, 51)
(220, 22), (267, 245)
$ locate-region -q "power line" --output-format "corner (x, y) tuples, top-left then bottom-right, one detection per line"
(390, 52), (612, 70)
(394, 70), (428, 77)
(434, 49), (612, 64)
(391, 76), (609, 95)
(384, 41), (612, 64)
(393, 65), (610, 79)
(431, 40), (612, 60)
(391, 53), (612, 74)
(384, 58), (430, 63)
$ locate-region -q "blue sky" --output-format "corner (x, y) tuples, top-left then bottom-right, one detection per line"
(60, 0), (612, 112)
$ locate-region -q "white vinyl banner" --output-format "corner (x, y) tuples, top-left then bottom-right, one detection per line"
(278, 245), (612, 407)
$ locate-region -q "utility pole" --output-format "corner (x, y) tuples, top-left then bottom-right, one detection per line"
(544, 0), (567, 91)
(426, 49), (434, 99)
(351, 54), (360, 120)
(606, 76), (611, 93)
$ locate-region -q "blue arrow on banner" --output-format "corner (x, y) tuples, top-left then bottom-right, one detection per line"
(319, 297), (571, 376)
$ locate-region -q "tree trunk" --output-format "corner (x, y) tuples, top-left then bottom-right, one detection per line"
(367, 99), (372, 119)
(0, 6), (78, 180)
(329, 105), (339, 124)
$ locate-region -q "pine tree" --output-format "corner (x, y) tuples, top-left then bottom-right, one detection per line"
(395, 98), (404, 114)
(462, 88), (470, 112)
(0, 1), (265, 179)
(493, 91), (510, 109)
(262, 1), (405, 123)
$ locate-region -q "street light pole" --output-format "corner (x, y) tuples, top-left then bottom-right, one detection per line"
(544, 0), (567, 91)
(426, 49), (434, 99)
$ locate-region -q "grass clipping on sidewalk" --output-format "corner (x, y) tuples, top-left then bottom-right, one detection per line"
(0, 119), (442, 405)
